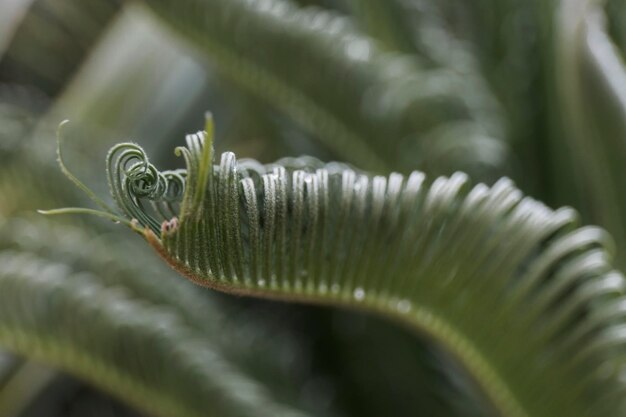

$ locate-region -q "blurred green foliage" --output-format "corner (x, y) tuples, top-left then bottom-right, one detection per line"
(0, 0), (624, 416)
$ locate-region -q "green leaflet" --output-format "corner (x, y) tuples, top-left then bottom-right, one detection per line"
(139, 0), (507, 179)
(0, 360), (59, 417)
(50, 121), (626, 417)
(553, 0), (626, 270)
(606, 0), (626, 57)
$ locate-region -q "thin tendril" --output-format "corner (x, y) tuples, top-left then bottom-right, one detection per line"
(38, 208), (142, 232)
(55, 120), (118, 215)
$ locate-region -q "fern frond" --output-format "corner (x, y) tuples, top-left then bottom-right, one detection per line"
(0, 215), (331, 414)
(0, 217), (219, 337)
(138, 0), (507, 178)
(56, 125), (626, 417)
(0, 247), (313, 417)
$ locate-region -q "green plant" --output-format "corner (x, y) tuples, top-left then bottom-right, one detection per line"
(1, 0), (625, 416)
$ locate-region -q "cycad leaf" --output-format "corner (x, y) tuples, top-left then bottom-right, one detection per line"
(0, 215), (313, 397)
(0, 223), (314, 417)
(138, 0), (507, 178)
(0, 217), (220, 336)
(53, 123), (626, 417)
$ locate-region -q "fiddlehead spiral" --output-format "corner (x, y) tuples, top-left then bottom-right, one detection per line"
(49, 120), (626, 417)
(106, 142), (186, 235)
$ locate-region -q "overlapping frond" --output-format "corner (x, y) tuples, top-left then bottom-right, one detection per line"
(0, 217), (318, 417)
(138, 0), (508, 180)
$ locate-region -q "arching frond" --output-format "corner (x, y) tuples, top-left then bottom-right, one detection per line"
(53, 123), (626, 417)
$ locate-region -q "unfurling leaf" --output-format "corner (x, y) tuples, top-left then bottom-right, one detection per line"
(48, 120), (626, 417)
